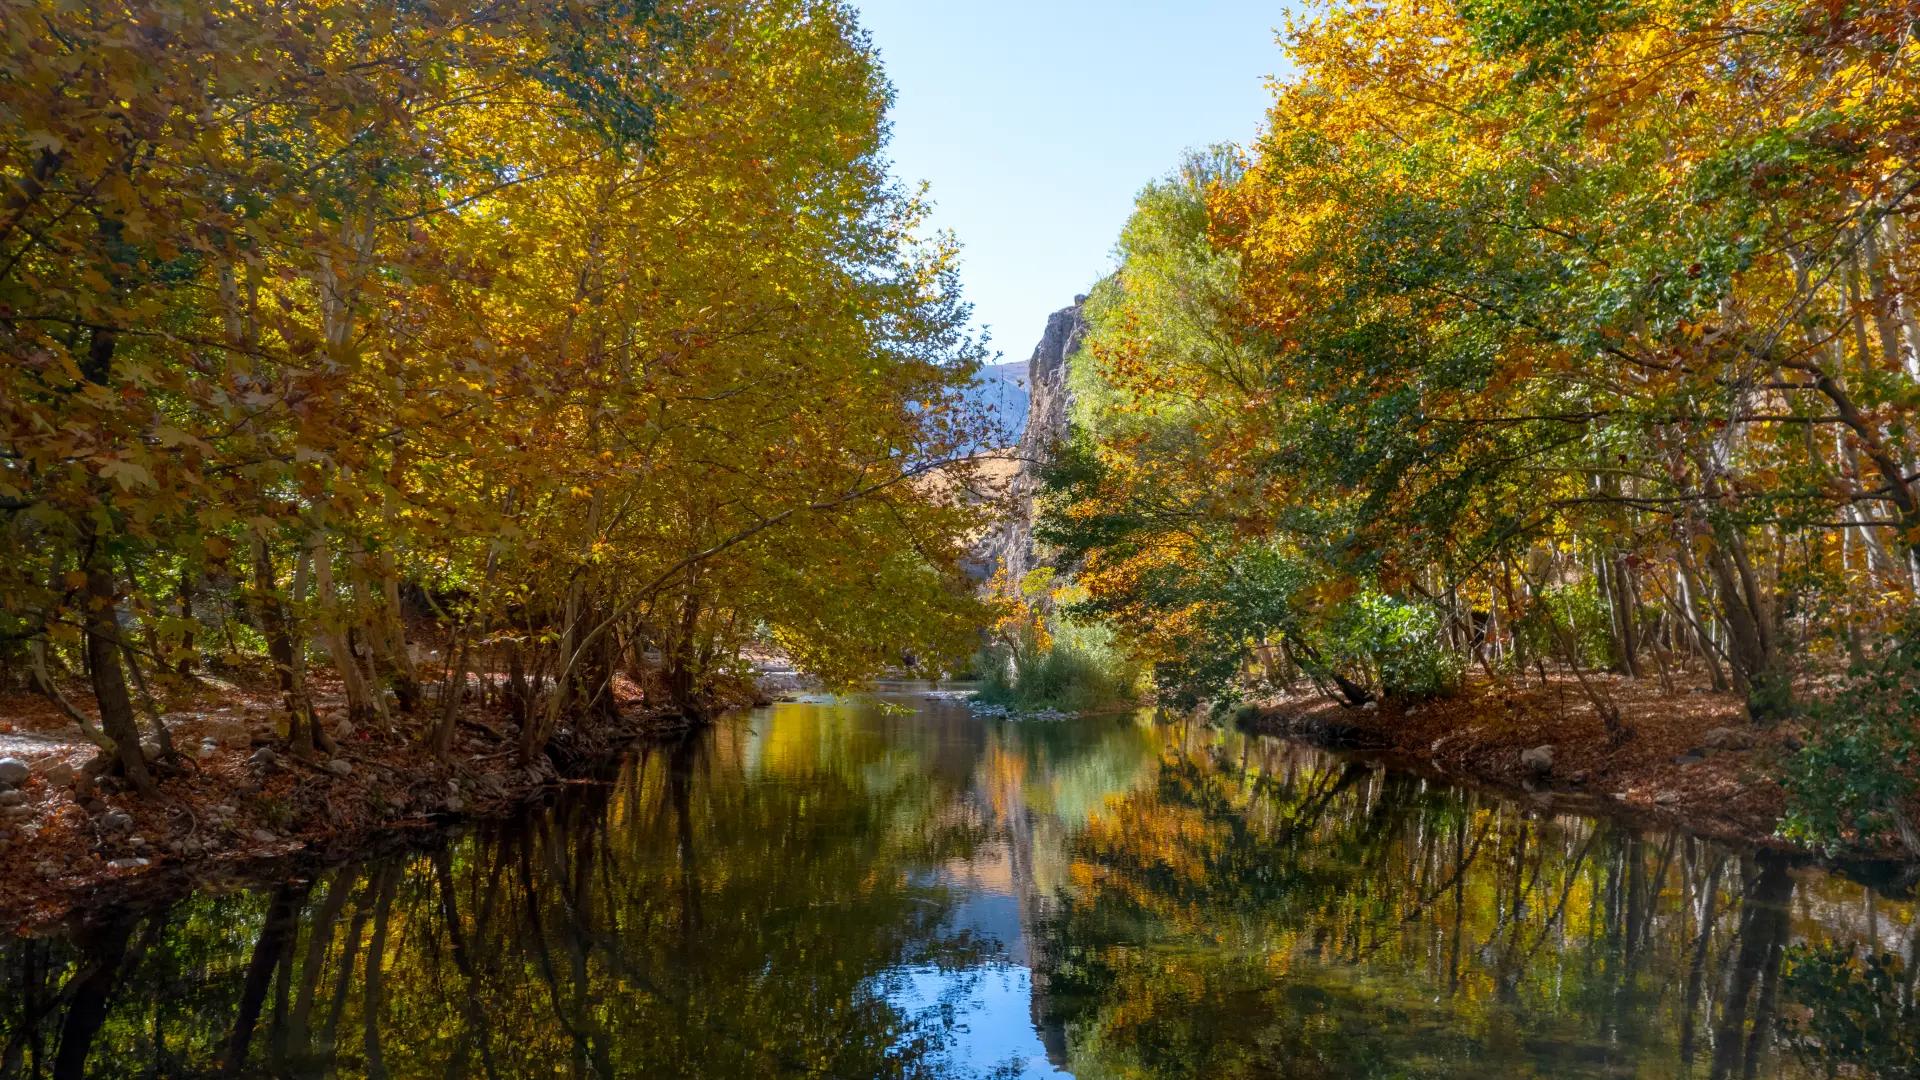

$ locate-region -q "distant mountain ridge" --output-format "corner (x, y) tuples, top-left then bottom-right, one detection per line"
(964, 360), (1031, 444)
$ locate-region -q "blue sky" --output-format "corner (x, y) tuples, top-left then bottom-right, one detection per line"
(854, 1), (1297, 362)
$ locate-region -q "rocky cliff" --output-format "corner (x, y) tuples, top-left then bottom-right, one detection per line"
(987, 297), (1087, 593)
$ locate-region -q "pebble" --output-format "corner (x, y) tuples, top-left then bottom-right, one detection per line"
(0, 790), (25, 807)
(197, 740), (220, 759)
(106, 858), (150, 870)
(42, 762), (74, 788)
(2, 805), (35, 822)
(102, 810), (135, 833)
(0, 758), (29, 786)
(249, 829), (279, 844)
(325, 758), (353, 778)
(248, 747), (279, 771)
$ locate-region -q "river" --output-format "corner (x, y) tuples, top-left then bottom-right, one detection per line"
(1, 684), (1914, 1078)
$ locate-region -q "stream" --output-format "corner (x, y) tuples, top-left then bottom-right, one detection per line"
(1, 684), (1914, 1078)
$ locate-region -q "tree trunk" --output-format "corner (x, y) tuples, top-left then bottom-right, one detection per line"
(80, 518), (154, 794)
(311, 530), (375, 722)
(253, 538), (326, 757)
(374, 548), (422, 713)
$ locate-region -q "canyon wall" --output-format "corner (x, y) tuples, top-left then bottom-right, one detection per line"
(986, 296), (1087, 593)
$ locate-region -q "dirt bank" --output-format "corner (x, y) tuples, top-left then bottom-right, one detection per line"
(1238, 670), (1908, 866)
(0, 665), (753, 930)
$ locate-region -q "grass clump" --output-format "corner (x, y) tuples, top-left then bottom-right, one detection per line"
(976, 620), (1139, 714)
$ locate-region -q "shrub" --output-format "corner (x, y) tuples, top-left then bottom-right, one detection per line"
(1325, 592), (1463, 699)
(977, 619), (1139, 713)
(1779, 622), (1920, 855)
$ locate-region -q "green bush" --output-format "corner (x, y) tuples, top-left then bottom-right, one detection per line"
(1325, 592), (1463, 699)
(1780, 623), (1920, 854)
(977, 619), (1139, 713)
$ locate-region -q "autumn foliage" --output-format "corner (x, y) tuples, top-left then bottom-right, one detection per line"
(1044, 0), (1920, 845)
(0, 0), (990, 785)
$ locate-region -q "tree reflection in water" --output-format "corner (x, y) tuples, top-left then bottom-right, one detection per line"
(1039, 721), (1916, 1079)
(0, 697), (1913, 1079)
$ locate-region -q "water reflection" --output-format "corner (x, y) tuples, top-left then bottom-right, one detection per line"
(0, 690), (1914, 1078)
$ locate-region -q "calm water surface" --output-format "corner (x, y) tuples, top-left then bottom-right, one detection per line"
(2, 686), (1916, 1078)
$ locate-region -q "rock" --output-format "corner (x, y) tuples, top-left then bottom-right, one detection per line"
(42, 762), (75, 788)
(984, 300), (1088, 590)
(325, 758), (353, 778)
(101, 809), (135, 833)
(197, 740), (220, 759)
(139, 738), (164, 761)
(1520, 745), (1555, 775)
(1655, 790), (1681, 805)
(1360, 700), (1379, 712)
(249, 829), (278, 845)
(0, 790), (25, 807)
(0, 758), (29, 786)
(129, 835), (148, 848)
(1674, 752), (1707, 765)
(1, 805), (33, 822)
(333, 717), (355, 741)
(106, 857), (150, 870)
(1699, 726), (1757, 752)
(248, 746), (279, 771)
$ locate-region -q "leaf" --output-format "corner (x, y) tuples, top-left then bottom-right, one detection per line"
(99, 459), (153, 491)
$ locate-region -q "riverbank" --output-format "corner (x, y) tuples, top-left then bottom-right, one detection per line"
(1237, 670), (1916, 867)
(0, 667), (760, 929)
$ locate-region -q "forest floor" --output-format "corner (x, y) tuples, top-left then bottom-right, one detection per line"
(0, 660), (766, 930)
(1240, 668), (1905, 864)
